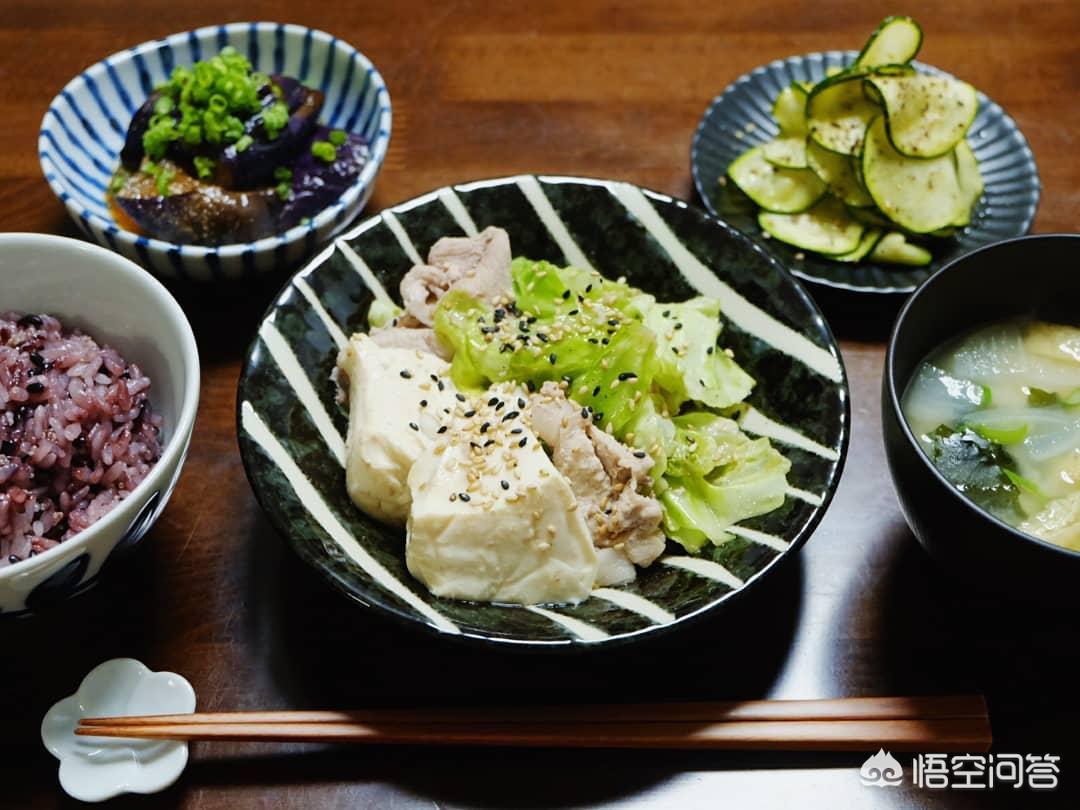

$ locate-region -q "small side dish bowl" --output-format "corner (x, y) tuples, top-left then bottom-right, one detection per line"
(0, 234), (200, 615)
(237, 175), (850, 648)
(39, 22), (391, 283)
(692, 50), (1039, 295)
(883, 234), (1080, 593)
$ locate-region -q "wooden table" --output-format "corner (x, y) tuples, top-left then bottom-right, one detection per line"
(3, 2), (1078, 807)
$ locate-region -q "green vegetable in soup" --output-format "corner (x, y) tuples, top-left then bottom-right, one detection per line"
(923, 425), (1021, 516)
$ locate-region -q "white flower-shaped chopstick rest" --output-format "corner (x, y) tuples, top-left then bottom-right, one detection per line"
(41, 658), (196, 802)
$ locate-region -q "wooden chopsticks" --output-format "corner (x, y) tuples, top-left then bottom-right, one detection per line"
(76, 695), (991, 752)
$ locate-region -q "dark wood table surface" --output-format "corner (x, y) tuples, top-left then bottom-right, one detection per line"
(3, 1), (1079, 807)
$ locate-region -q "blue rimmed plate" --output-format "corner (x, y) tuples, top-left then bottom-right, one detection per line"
(39, 22), (391, 283)
(691, 51), (1040, 295)
(236, 175), (850, 648)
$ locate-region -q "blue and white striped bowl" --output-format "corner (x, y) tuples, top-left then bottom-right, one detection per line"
(39, 22), (392, 283)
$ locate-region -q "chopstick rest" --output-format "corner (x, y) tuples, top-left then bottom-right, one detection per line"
(41, 658), (196, 803)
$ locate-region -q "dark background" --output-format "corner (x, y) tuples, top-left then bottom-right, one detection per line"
(2, 1), (1078, 807)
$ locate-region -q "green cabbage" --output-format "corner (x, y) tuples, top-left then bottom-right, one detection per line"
(367, 298), (403, 329)
(430, 258), (789, 554)
(660, 413), (791, 551)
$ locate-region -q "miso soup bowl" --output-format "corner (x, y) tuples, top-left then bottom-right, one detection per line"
(883, 234), (1080, 594)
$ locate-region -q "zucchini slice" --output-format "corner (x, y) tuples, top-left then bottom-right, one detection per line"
(758, 196), (864, 255)
(834, 228), (883, 262)
(951, 139), (984, 227)
(866, 74), (978, 158)
(772, 84), (809, 135)
(806, 72), (880, 155)
(855, 16), (923, 67)
(762, 136), (808, 169)
(862, 116), (962, 233)
(806, 139), (874, 207)
(727, 146), (825, 213)
(870, 232), (932, 266)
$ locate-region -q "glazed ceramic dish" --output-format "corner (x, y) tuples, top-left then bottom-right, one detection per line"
(0, 235), (199, 615)
(883, 234), (1080, 595)
(237, 175), (849, 647)
(691, 51), (1040, 295)
(39, 22), (391, 282)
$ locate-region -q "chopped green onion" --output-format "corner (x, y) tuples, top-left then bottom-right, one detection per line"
(273, 166), (293, 182)
(108, 170), (129, 195)
(233, 134), (254, 153)
(328, 129), (347, 147)
(261, 101), (289, 140)
(193, 156), (216, 179)
(155, 165), (176, 195)
(153, 96), (174, 116)
(311, 140), (337, 163)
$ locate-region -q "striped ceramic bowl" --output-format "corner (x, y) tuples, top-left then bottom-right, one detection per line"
(237, 175), (850, 647)
(39, 22), (391, 283)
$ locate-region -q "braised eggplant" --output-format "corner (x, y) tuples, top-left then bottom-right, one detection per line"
(108, 47), (369, 246)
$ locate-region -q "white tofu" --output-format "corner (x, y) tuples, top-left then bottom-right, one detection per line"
(337, 334), (460, 524)
(405, 386), (597, 605)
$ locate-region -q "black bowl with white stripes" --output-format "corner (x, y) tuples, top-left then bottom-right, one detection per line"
(691, 50), (1040, 295)
(236, 175), (850, 647)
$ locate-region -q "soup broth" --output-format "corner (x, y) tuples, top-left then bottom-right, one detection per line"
(903, 318), (1080, 551)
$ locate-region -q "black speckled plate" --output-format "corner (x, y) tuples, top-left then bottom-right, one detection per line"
(236, 176), (850, 648)
(691, 51), (1040, 295)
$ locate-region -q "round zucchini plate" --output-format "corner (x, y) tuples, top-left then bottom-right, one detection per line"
(236, 175), (850, 648)
(691, 50), (1040, 295)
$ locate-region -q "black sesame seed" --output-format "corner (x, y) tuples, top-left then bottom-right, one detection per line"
(633, 451), (647, 458)
(487, 397), (499, 407)
(674, 322), (683, 330)
(419, 400), (428, 408)
(585, 284), (593, 293)
(581, 407), (589, 419)
(617, 372), (637, 381)
(501, 342), (515, 353)
(518, 398), (526, 409)
(699, 379), (705, 387)
(7, 554), (19, 565)
(601, 338), (609, 345)
(480, 325), (499, 334)
(548, 353), (557, 365)
(607, 319), (619, 327)
(518, 437), (528, 447)
(707, 346), (714, 354)
(561, 289), (571, 300)
(464, 409), (476, 418)
(400, 369), (412, 379)
(26, 381), (45, 394)
(29, 352), (45, 368)
(502, 411), (519, 422)
(455, 393), (466, 402)
(437, 425), (448, 434)
(430, 374), (439, 382)
(537, 333), (549, 343)
(510, 427), (524, 434)
(501, 480), (510, 491)
(587, 338), (599, 344)
(17, 314), (42, 329)
(495, 400), (505, 411)
(592, 411), (603, 424)
(671, 346), (679, 354)
(568, 309), (579, 316)
(662, 309), (671, 318)
(459, 493), (471, 502)
(592, 385), (601, 397)
(449, 493), (457, 502)
(527, 316), (538, 324)
(480, 422), (491, 433)
(437, 380), (445, 391)
(493, 308), (506, 323)
(483, 439), (495, 447)
(469, 441), (481, 450)
(408, 422), (419, 431)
